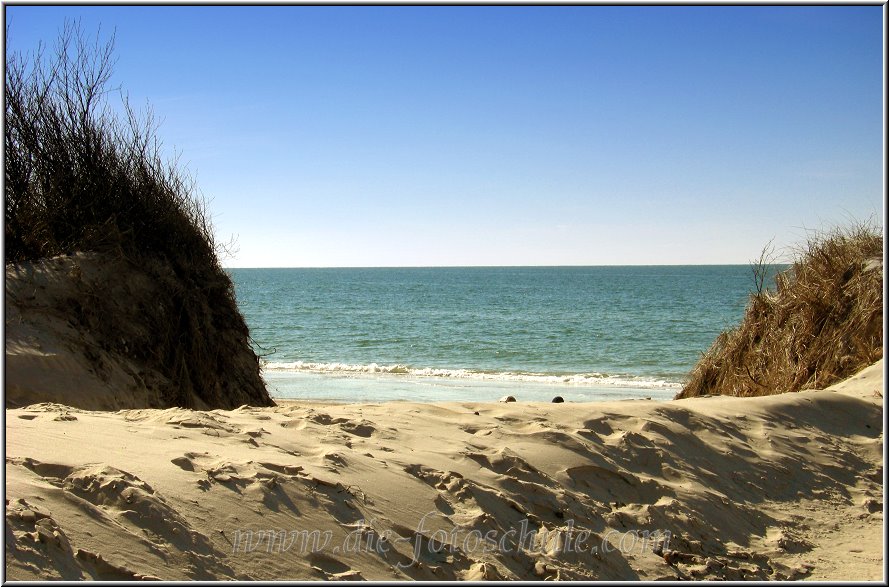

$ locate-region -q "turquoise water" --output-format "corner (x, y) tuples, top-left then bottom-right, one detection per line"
(229, 266), (761, 402)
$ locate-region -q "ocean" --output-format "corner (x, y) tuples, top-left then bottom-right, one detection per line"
(228, 266), (763, 403)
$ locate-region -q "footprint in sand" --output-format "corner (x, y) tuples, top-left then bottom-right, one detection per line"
(338, 419), (377, 438)
(464, 448), (552, 486)
(564, 464), (667, 505)
(165, 413), (241, 436)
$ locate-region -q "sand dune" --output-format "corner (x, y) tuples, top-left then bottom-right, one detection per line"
(5, 253), (272, 411)
(4, 361), (884, 580)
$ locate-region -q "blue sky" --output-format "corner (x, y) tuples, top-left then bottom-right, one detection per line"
(5, 6), (884, 267)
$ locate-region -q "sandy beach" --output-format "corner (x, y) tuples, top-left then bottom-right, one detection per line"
(5, 7), (883, 582)
(5, 360), (883, 580)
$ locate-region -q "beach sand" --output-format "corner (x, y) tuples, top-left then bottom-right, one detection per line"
(4, 360), (884, 580)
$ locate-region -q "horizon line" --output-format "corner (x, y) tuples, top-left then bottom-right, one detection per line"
(223, 262), (791, 270)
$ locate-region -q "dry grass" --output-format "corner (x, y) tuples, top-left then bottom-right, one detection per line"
(5, 23), (273, 408)
(677, 221), (883, 399)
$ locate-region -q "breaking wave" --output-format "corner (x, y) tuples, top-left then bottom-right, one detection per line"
(261, 360), (683, 389)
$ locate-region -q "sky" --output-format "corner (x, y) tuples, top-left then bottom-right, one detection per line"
(4, 5), (884, 267)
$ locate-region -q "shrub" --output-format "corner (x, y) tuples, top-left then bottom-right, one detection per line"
(677, 220), (883, 399)
(5, 22), (273, 408)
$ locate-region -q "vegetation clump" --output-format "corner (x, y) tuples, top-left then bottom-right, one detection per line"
(677, 221), (883, 399)
(5, 24), (273, 408)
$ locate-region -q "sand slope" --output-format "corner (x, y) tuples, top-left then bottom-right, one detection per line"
(4, 361), (884, 580)
(5, 253), (163, 410)
(5, 253), (272, 410)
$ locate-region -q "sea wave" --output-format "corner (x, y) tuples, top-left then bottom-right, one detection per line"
(260, 360), (683, 389)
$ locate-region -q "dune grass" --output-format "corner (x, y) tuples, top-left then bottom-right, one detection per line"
(677, 221), (883, 399)
(5, 23), (272, 408)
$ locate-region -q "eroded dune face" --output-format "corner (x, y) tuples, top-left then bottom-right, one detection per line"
(5, 252), (273, 410)
(4, 361), (883, 581)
